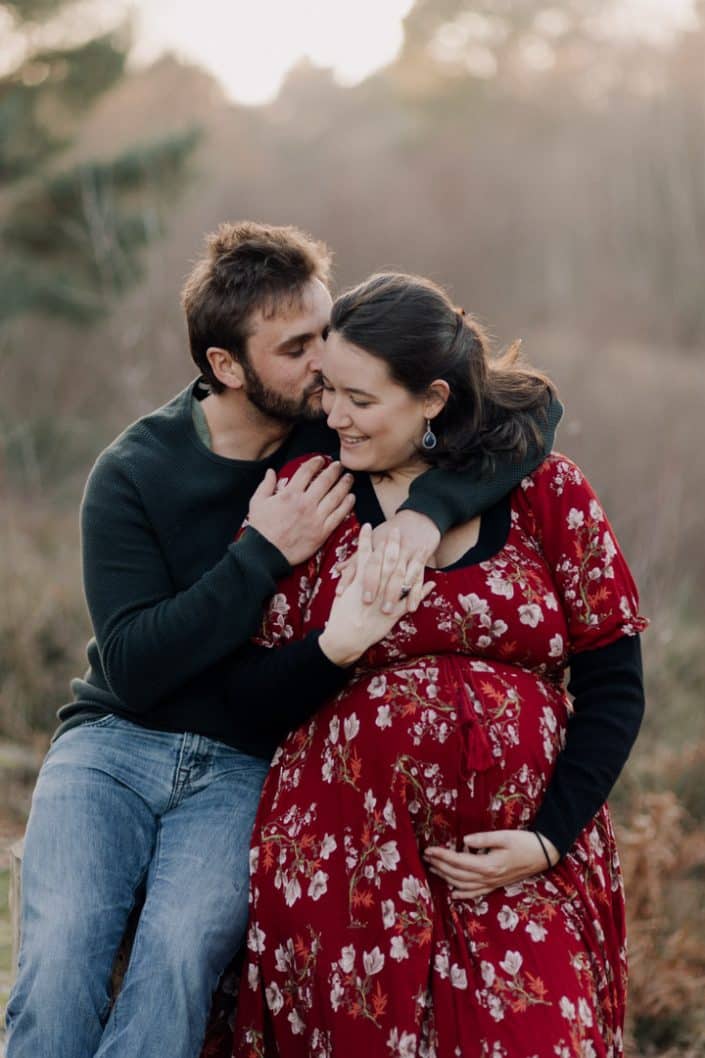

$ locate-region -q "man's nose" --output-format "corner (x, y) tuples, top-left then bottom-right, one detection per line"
(308, 334), (327, 374)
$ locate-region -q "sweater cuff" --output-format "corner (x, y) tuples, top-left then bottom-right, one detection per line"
(229, 526), (291, 582)
(531, 802), (574, 859)
(308, 631), (353, 689)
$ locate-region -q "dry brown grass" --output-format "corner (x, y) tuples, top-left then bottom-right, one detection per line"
(619, 791), (705, 1056)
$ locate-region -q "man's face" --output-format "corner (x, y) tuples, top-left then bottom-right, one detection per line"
(241, 277), (332, 422)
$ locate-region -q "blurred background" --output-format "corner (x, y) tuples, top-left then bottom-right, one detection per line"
(1, 0), (704, 1052)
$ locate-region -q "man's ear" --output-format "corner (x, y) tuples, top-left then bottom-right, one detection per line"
(206, 347), (245, 391)
(424, 379), (450, 420)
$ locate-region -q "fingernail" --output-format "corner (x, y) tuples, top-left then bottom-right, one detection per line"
(364, 592), (373, 603)
(382, 603), (393, 614)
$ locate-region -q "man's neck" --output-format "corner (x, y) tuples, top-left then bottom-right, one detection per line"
(200, 391), (294, 461)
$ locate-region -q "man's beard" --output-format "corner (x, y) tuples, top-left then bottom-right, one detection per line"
(241, 356), (323, 423)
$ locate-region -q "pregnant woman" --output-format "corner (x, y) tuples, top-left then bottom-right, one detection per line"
(232, 273), (647, 1058)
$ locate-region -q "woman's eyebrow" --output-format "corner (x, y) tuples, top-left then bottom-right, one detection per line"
(321, 374), (376, 399)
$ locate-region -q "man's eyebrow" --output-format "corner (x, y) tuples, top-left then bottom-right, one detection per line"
(276, 331), (316, 350)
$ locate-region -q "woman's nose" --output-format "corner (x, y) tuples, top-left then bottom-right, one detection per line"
(326, 399), (351, 430)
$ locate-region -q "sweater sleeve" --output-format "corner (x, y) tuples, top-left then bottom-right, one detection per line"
(219, 632), (350, 754)
(532, 634), (645, 856)
(398, 393), (563, 534)
(81, 451), (291, 713)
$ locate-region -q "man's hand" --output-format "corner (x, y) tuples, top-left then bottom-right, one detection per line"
(335, 510), (440, 613)
(423, 830), (560, 900)
(248, 457), (354, 565)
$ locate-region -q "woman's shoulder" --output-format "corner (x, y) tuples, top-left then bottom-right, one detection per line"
(510, 451), (599, 538)
(517, 451), (587, 499)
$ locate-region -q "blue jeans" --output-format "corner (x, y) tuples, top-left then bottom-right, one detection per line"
(5, 714), (270, 1058)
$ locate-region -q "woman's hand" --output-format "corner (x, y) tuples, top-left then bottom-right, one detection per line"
(319, 523), (435, 667)
(335, 511), (440, 614)
(423, 830), (560, 900)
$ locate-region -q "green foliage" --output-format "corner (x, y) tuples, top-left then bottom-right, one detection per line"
(0, 0), (199, 324)
(0, 31), (128, 184)
(1, 127), (200, 319)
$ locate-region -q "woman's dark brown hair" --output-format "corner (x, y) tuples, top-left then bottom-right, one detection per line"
(181, 221), (332, 393)
(329, 273), (556, 475)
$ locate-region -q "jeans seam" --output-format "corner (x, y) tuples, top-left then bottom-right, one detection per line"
(165, 732), (189, 811)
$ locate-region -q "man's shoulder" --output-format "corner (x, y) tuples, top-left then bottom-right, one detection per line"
(87, 381), (196, 488)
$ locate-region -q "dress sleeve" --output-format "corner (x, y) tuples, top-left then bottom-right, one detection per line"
(513, 452), (648, 653)
(399, 392), (563, 534)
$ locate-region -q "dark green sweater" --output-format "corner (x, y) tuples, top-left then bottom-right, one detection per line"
(56, 379), (562, 750)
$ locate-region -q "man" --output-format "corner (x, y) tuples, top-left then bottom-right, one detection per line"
(6, 222), (561, 1058)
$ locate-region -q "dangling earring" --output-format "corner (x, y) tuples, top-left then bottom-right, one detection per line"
(422, 418), (437, 451)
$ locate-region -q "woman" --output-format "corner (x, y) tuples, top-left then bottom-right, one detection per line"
(231, 274), (646, 1057)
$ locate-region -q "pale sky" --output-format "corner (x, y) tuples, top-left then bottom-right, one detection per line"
(129, 0), (699, 105)
(131, 0), (415, 105)
(1, 0), (698, 104)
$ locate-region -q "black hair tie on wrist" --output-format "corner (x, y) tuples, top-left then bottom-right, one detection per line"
(532, 830), (553, 871)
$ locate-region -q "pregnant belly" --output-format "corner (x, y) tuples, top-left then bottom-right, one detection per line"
(306, 655), (570, 844)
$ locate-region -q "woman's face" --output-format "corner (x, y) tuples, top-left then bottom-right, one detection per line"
(321, 331), (430, 473)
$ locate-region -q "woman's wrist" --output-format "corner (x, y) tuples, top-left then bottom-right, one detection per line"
(318, 630), (361, 668)
(532, 830), (560, 869)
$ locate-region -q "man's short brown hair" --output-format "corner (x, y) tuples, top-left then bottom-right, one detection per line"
(181, 221), (332, 393)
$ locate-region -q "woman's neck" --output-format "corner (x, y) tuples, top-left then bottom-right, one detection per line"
(369, 461), (428, 521)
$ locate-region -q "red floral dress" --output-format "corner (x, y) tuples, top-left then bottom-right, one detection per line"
(231, 453), (647, 1058)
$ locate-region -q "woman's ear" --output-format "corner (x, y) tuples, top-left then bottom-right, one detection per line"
(424, 379), (450, 420)
(206, 347), (245, 391)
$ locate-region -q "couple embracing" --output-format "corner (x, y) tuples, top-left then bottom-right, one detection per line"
(6, 222), (646, 1058)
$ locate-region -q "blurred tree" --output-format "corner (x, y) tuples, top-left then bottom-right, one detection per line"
(0, 0), (199, 322)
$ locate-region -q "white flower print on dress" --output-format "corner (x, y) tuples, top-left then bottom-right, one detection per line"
(247, 922), (266, 953)
(567, 508), (585, 530)
(378, 841), (401, 870)
(578, 998), (594, 1027)
(387, 1028), (417, 1058)
(519, 603), (543, 628)
(284, 876), (302, 906)
(434, 945), (450, 979)
(265, 981), (284, 1015)
(498, 906), (519, 931)
(288, 1009), (306, 1035)
(344, 714), (360, 741)
(307, 870), (329, 901)
(486, 570), (515, 599)
(499, 950), (523, 976)
(549, 634), (564, 658)
(390, 936), (409, 962)
(363, 947), (385, 975)
(339, 945), (356, 973)
(526, 920), (548, 942)
(369, 675), (388, 699)
(560, 996), (576, 1021)
(382, 899), (396, 928)
(401, 876), (423, 902)
(320, 834), (337, 860)
(376, 704), (393, 729)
